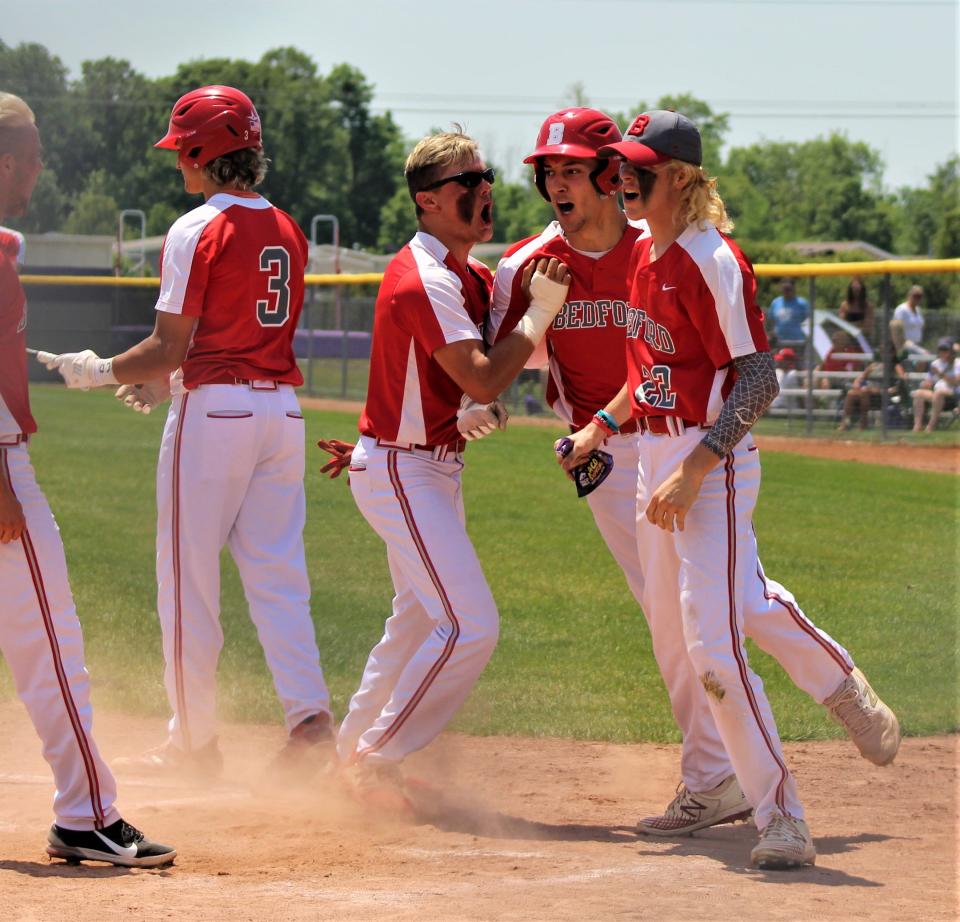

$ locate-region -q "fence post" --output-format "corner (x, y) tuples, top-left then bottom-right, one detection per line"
(879, 273), (892, 440)
(805, 275), (816, 437)
(304, 295), (314, 396)
(340, 282), (350, 399)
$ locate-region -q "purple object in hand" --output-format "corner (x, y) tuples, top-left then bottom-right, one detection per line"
(554, 438), (614, 498)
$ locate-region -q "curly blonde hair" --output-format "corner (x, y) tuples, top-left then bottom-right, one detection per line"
(670, 161), (733, 234)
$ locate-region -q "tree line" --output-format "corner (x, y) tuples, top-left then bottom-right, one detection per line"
(2, 39), (957, 279)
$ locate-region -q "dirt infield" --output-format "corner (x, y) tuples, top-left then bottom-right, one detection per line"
(752, 435), (957, 474)
(300, 398), (958, 475)
(0, 704), (955, 922)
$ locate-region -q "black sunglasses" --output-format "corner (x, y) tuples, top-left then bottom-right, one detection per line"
(423, 168), (495, 191)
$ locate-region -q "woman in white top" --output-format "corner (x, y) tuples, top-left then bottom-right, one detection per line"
(892, 284), (925, 351)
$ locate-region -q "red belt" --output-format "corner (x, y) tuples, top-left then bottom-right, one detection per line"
(638, 416), (707, 436)
(375, 437), (466, 461)
(205, 377), (280, 390)
(0, 433), (28, 446)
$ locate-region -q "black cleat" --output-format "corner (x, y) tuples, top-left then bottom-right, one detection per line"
(47, 819), (176, 868)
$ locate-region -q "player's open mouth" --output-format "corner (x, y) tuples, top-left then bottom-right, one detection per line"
(557, 201), (575, 215)
(480, 202), (492, 224)
(622, 191), (640, 202)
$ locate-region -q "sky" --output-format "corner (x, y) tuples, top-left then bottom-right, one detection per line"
(4, 0), (958, 190)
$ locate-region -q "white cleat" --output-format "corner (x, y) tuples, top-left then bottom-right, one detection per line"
(824, 668), (901, 766)
(751, 815), (816, 870)
(637, 775), (753, 836)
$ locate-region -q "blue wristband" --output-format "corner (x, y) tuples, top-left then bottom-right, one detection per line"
(594, 409), (620, 434)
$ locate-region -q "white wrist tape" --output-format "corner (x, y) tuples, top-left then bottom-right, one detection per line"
(91, 358), (119, 387)
(516, 271), (568, 345)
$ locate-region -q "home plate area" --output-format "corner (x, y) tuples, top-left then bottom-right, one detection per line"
(0, 704), (953, 922)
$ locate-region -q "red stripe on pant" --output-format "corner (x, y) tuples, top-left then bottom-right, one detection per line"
(357, 450), (461, 759)
(753, 555), (852, 674)
(2, 450), (106, 827)
(171, 393), (191, 748)
(722, 453), (790, 816)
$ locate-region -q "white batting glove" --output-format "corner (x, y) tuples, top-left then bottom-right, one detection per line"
(115, 378), (172, 415)
(41, 349), (118, 390)
(457, 396), (509, 441)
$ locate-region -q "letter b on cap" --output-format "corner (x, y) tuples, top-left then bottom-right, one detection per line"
(547, 122), (564, 145)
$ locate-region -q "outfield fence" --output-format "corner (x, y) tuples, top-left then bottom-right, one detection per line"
(22, 257), (960, 441)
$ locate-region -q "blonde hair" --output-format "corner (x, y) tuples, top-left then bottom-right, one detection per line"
(0, 93), (36, 156)
(0, 93), (34, 130)
(670, 161), (733, 234)
(405, 125), (479, 215)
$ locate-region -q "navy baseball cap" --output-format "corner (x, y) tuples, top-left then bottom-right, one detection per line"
(599, 110), (702, 167)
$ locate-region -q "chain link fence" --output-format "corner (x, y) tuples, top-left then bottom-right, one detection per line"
(23, 259), (960, 439)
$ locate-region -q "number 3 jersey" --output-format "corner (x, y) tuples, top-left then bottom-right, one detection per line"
(625, 223), (768, 424)
(155, 193), (307, 390)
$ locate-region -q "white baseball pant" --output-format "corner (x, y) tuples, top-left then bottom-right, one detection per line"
(156, 384), (330, 752)
(337, 435), (499, 765)
(0, 442), (120, 830)
(587, 432), (731, 790)
(636, 428), (830, 829)
(587, 432), (852, 795)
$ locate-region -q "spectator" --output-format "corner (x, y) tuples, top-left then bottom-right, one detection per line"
(912, 337), (959, 432)
(838, 340), (908, 431)
(770, 347), (805, 411)
(889, 317), (907, 354)
(892, 285), (925, 353)
(815, 329), (865, 391)
(838, 276), (875, 341)
(767, 278), (809, 347)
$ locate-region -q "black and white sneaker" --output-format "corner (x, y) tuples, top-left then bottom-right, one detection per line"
(47, 819), (176, 868)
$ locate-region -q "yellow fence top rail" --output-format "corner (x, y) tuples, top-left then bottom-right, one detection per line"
(19, 257), (960, 288)
(754, 258), (960, 278)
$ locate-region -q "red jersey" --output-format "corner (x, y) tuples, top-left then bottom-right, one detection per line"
(625, 223), (768, 425)
(359, 232), (491, 446)
(820, 348), (865, 374)
(155, 193), (307, 390)
(489, 221), (645, 429)
(0, 251), (36, 437)
(0, 227), (25, 266)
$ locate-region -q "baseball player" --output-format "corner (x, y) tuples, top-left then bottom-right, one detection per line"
(336, 127), (570, 811)
(486, 108), (900, 842)
(0, 92), (175, 866)
(561, 110), (900, 869)
(42, 86), (333, 778)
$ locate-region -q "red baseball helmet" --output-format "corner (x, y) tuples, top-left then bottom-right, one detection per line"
(524, 108), (623, 200)
(155, 85), (262, 170)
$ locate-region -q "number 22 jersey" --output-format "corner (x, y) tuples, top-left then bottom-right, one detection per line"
(155, 192), (307, 390)
(625, 222), (768, 424)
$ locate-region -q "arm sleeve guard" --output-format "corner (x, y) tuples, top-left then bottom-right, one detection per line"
(701, 351), (779, 458)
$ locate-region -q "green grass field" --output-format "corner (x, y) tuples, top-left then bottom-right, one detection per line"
(3, 385), (957, 743)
